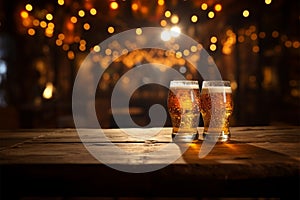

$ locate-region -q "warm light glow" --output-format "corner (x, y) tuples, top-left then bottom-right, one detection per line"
(170, 14), (179, 24)
(105, 48), (112, 55)
(157, 0), (164, 6)
(190, 45), (197, 52)
(131, 3), (138, 11)
(62, 44), (69, 51)
(265, 0), (272, 5)
(43, 82), (54, 99)
(214, 4), (222, 12)
(58, 33), (65, 40)
(259, 32), (266, 39)
(58, 0), (64, 6)
(175, 51), (182, 58)
(25, 4), (33, 12)
(183, 49), (190, 56)
(160, 19), (167, 27)
(83, 23), (90, 30)
(165, 10), (171, 18)
(110, 2), (119, 10)
(285, 41), (292, 48)
(78, 10), (85, 17)
(45, 28), (53, 37)
(20, 10), (29, 18)
(208, 11), (215, 19)
(243, 10), (250, 17)
(80, 40), (86, 45)
(28, 28), (35, 36)
(252, 45), (260, 53)
(210, 36), (217, 43)
(238, 36), (245, 43)
(48, 22), (55, 29)
(46, 13), (53, 21)
(40, 21), (47, 28)
(170, 26), (181, 37)
(210, 44), (217, 51)
(67, 51), (75, 60)
(293, 41), (300, 48)
(93, 45), (101, 52)
(108, 26), (115, 34)
(191, 15), (198, 23)
(136, 28), (142, 35)
(272, 31), (279, 38)
(33, 19), (39, 26)
(250, 33), (257, 41)
(79, 45), (86, 51)
(161, 30), (171, 41)
(90, 8), (97, 15)
(56, 39), (63, 46)
(201, 3), (208, 10)
(70, 16), (77, 23)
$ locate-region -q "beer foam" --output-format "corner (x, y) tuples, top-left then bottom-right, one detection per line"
(201, 86), (232, 93)
(170, 83), (199, 89)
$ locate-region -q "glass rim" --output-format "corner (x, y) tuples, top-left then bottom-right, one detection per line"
(202, 80), (231, 87)
(169, 80), (199, 88)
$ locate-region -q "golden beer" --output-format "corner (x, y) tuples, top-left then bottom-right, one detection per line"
(168, 80), (201, 141)
(200, 81), (233, 142)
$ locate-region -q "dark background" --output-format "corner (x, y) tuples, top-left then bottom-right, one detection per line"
(0, 0), (299, 129)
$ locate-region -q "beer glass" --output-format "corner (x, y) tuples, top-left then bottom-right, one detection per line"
(200, 80), (233, 142)
(167, 80), (201, 142)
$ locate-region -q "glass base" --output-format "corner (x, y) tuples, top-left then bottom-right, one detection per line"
(202, 132), (230, 142)
(172, 132), (199, 143)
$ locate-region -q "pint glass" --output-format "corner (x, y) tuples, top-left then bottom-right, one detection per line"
(200, 80), (233, 142)
(167, 80), (201, 142)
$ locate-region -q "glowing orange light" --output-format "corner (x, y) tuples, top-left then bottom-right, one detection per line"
(90, 8), (97, 15)
(83, 23), (90, 30)
(191, 15), (198, 23)
(28, 28), (35, 36)
(25, 4), (33, 12)
(108, 26), (115, 34)
(78, 10), (85, 17)
(243, 10), (250, 17)
(20, 10), (29, 18)
(131, 3), (138, 11)
(201, 3), (208, 10)
(160, 19), (167, 27)
(157, 0), (164, 6)
(208, 11), (215, 19)
(214, 4), (222, 12)
(110, 2), (119, 10)
(70, 16), (77, 23)
(58, 0), (64, 6)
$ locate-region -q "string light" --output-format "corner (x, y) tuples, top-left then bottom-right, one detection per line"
(46, 13), (53, 21)
(108, 26), (115, 34)
(214, 4), (222, 12)
(164, 10), (171, 18)
(208, 11), (215, 19)
(90, 8), (97, 15)
(191, 15), (198, 23)
(110, 2), (119, 10)
(131, 3), (138, 11)
(57, 0), (64, 6)
(170, 14), (179, 24)
(25, 4), (33, 12)
(78, 10), (85, 17)
(243, 10), (250, 17)
(201, 3), (208, 10)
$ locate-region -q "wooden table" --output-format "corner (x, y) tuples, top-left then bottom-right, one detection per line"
(0, 126), (299, 199)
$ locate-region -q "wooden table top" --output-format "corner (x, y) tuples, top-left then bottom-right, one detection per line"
(0, 126), (299, 199)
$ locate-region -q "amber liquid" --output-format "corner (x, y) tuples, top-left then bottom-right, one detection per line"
(200, 87), (233, 141)
(168, 88), (201, 141)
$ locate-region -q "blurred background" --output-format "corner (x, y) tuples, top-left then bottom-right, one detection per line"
(0, 0), (299, 129)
